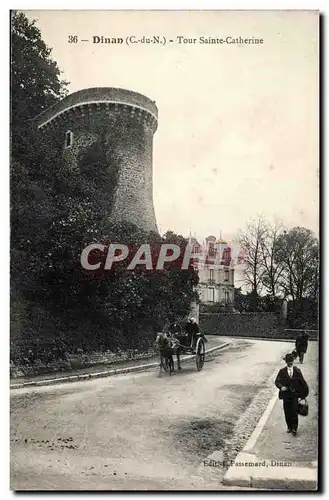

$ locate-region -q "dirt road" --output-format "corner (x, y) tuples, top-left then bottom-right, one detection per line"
(11, 338), (292, 491)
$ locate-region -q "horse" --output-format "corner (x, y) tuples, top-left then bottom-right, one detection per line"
(154, 332), (181, 375)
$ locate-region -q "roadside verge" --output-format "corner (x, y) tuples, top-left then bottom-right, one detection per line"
(10, 342), (230, 390)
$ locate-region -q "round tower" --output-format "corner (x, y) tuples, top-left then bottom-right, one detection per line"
(34, 87), (158, 233)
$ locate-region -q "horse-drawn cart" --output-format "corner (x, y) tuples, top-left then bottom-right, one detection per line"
(155, 322), (206, 374)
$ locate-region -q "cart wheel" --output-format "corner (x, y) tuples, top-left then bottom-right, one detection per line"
(196, 338), (205, 371)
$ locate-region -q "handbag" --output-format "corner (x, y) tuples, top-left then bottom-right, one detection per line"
(297, 398), (309, 416)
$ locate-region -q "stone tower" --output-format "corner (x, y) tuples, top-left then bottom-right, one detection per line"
(33, 87), (158, 233)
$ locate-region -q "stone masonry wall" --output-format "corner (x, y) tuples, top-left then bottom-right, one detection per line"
(200, 312), (282, 338)
(10, 348), (157, 379)
(33, 87), (158, 128)
(36, 90), (158, 233)
(200, 313), (319, 340)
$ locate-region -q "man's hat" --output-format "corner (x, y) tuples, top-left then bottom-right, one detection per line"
(284, 353), (295, 363)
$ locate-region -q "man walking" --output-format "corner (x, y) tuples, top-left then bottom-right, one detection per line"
(295, 331), (309, 363)
(275, 353), (309, 436)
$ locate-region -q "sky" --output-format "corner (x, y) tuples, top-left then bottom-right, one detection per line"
(24, 10), (319, 243)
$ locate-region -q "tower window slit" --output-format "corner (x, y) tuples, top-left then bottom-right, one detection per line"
(65, 130), (73, 148)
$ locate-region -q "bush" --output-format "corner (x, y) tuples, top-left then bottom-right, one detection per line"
(287, 298), (318, 329)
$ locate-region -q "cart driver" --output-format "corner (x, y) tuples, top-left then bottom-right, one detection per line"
(184, 317), (200, 350)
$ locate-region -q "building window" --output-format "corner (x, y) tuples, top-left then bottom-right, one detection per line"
(208, 243), (215, 257)
(209, 288), (215, 302)
(65, 130), (73, 149)
(224, 269), (229, 281)
(209, 269), (214, 281)
(225, 291), (230, 304)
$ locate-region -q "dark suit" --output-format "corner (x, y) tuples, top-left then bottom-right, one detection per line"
(275, 366), (309, 431)
(184, 322), (199, 348)
(295, 335), (309, 363)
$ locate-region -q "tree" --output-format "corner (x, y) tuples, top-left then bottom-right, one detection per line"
(237, 217), (267, 305)
(10, 11), (200, 361)
(234, 287), (253, 312)
(274, 227), (319, 302)
(234, 287), (281, 313)
(260, 221), (285, 298)
(11, 10), (69, 298)
(11, 10), (68, 159)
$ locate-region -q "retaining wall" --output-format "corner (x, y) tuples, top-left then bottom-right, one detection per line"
(10, 349), (156, 379)
(200, 312), (281, 338)
(200, 312), (319, 340)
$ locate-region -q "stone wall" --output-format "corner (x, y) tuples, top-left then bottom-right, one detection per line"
(10, 348), (157, 379)
(200, 312), (282, 338)
(33, 87), (158, 128)
(284, 329), (318, 340)
(200, 312), (319, 340)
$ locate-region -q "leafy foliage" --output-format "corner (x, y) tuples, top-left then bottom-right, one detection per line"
(11, 10), (68, 159)
(286, 298), (318, 330)
(234, 287), (281, 313)
(274, 227), (319, 302)
(10, 12), (198, 365)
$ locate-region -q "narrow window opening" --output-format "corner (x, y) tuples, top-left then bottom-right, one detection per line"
(65, 130), (73, 148)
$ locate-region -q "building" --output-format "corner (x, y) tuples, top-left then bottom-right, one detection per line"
(33, 87), (159, 233)
(188, 233), (244, 307)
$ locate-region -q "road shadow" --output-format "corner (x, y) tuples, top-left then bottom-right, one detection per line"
(156, 364), (200, 378)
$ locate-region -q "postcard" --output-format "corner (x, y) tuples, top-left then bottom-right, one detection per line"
(10, 9), (319, 491)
